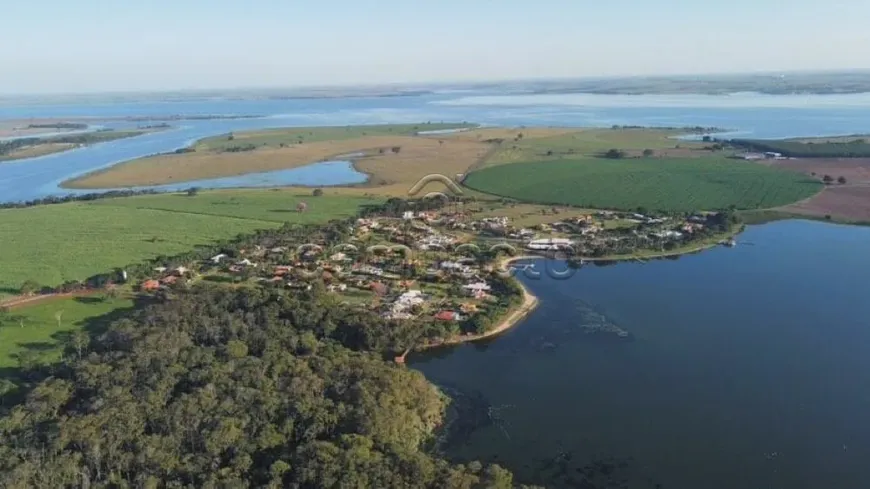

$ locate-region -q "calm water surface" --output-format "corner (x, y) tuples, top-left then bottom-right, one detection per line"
(412, 220), (870, 489)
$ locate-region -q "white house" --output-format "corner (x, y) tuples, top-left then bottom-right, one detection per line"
(210, 253), (228, 264)
(652, 230), (683, 239)
(463, 282), (492, 296)
(527, 238), (574, 251)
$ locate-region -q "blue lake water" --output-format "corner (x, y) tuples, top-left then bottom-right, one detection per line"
(412, 220), (870, 489)
(3, 92), (870, 203)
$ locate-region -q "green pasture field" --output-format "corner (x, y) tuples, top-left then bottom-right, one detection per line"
(0, 296), (134, 369)
(198, 122), (475, 151)
(463, 157), (823, 213)
(483, 128), (709, 167)
(0, 190), (378, 297)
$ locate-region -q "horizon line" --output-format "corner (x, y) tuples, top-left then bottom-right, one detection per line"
(2, 68), (870, 98)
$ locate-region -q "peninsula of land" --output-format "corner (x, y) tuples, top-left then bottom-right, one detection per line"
(0, 128), (162, 163)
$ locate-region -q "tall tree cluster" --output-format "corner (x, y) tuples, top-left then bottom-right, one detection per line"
(0, 286), (526, 488)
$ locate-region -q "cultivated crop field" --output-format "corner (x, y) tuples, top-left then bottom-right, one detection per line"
(0, 190), (378, 296)
(481, 128), (710, 167)
(463, 157), (823, 212)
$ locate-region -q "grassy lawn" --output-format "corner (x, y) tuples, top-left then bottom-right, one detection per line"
(0, 296), (134, 369)
(0, 190), (379, 297)
(464, 157), (823, 213)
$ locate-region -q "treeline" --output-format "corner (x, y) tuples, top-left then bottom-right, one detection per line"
(359, 196), (473, 218)
(0, 137), (44, 156)
(610, 124), (724, 133)
(731, 138), (870, 158)
(0, 189), (161, 210)
(0, 285), (536, 488)
(223, 143), (258, 152)
(26, 122), (88, 129)
(0, 131), (144, 157)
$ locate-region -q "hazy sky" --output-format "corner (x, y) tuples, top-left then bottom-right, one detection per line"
(3, 0), (870, 94)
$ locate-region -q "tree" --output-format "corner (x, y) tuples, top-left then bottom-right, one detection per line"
(838, 176), (847, 184)
(312, 188), (324, 197)
(186, 187), (200, 196)
(227, 133), (235, 141)
(603, 149), (626, 159)
(642, 149), (654, 157)
(391, 146), (402, 154)
(20, 280), (40, 295)
(823, 175), (834, 184)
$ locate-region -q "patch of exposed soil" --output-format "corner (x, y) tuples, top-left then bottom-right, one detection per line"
(780, 185), (870, 222)
(765, 157), (870, 183)
(762, 158), (870, 221)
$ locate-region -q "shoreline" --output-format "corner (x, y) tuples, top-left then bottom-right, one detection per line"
(407, 231), (742, 359)
(406, 255), (541, 359)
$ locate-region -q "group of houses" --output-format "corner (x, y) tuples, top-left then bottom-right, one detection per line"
(136, 205), (722, 324)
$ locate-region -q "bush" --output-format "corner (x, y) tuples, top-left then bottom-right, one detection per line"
(312, 188), (324, 197)
(603, 149), (626, 159)
(20, 280), (41, 295)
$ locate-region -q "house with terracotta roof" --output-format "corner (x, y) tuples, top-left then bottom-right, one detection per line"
(141, 279), (160, 292)
(434, 310), (463, 321)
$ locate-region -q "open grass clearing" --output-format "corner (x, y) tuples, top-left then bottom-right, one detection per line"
(464, 157), (823, 213)
(0, 295), (134, 369)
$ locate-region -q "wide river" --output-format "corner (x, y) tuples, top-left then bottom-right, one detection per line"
(3, 91), (870, 488)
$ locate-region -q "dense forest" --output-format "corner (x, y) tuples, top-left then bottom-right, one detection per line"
(0, 285), (536, 488)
